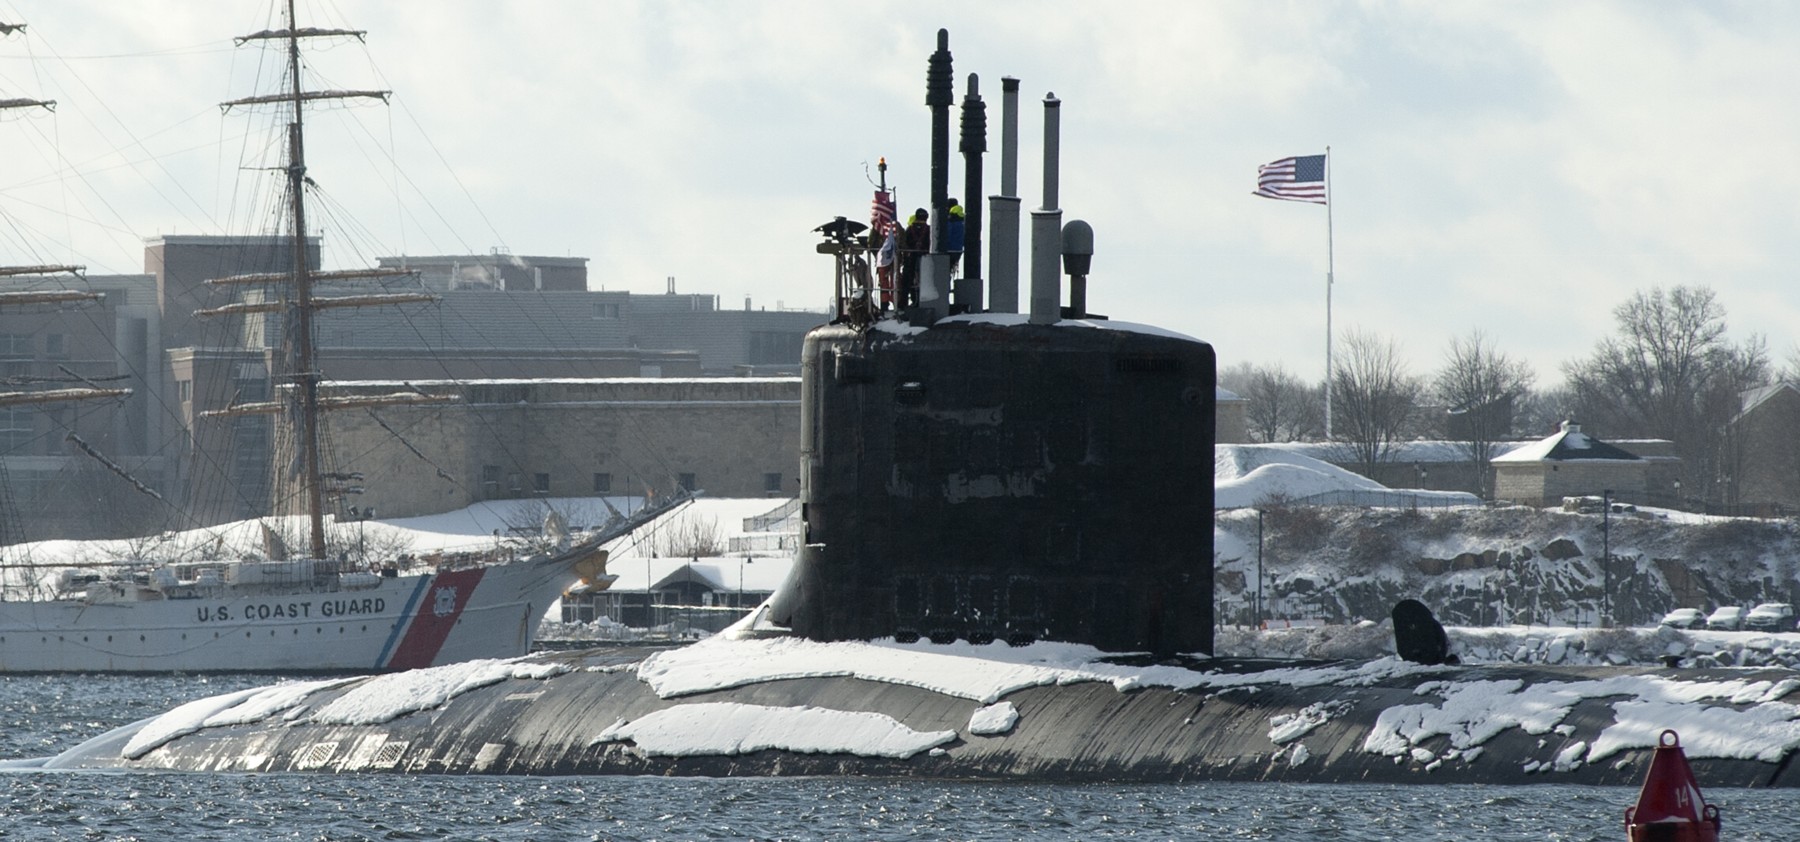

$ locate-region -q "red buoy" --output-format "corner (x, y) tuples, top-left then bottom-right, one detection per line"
(1625, 730), (1721, 842)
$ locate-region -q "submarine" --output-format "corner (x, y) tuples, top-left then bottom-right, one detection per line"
(26, 31), (1800, 785)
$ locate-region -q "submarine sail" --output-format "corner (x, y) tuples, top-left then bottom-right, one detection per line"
(770, 30), (1215, 657)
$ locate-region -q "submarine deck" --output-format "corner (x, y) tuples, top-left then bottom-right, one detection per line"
(34, 636), (1800, 785)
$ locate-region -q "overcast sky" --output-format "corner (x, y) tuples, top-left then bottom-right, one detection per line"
(0, 2), (1795, 384)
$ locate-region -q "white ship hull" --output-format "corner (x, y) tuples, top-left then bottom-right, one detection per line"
(0, 555), (574, 673)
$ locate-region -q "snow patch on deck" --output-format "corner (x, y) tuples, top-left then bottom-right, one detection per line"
(594, 703), (956, 758)
(1363, 674), (1800, 768)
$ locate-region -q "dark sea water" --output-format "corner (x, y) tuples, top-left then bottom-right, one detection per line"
(2, 674), (1794, 841)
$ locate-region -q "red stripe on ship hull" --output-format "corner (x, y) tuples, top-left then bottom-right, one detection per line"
(385, 568), (487, 670)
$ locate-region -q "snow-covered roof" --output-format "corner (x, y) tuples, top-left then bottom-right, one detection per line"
(1216, 386), (1243, 402)
(1736, 382), (1800, 421)
(1491, 421), (1642, 464)
(608, 556), (794, 593)
(1214, 444), (1480, 509)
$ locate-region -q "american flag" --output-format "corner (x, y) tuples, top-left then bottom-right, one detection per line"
(1254, 154), (1327, 204)
(871, 190), (897, 235)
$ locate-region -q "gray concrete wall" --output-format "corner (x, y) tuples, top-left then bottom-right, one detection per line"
(1494, 460), (1647, 507)
(312, 377), (802, 518)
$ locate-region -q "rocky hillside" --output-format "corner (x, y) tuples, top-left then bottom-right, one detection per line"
(1212, 505), (1800, 627)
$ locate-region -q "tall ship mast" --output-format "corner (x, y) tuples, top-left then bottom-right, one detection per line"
(205, 0), (435, 561)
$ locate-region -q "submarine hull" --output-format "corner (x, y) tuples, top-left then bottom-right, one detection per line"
(37, 645), (1800, 786)
(773, 319), (1215, 655)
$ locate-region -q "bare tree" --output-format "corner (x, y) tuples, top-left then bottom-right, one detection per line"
(1782, 344), (1800, 384)
(1563, 285), (1768, 504)
(1330, 330), (1424, 478)
(1514, 384), (1578, 439)
(1219, 362), (1322, 442)
(651, 513), (724, 558)
(1434, 330), (1535, 498)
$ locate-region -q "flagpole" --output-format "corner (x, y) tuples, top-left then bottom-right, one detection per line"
(1251, 150), (1335, 439)
(1324, 146), (1334, 440)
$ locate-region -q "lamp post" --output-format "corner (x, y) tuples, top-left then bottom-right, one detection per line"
(1601, 488), (1612, 628)
(740, 557), (754, 609)
(1255, 509), (1265, 629)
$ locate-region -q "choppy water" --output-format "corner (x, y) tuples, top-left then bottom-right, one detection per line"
(1, 674), (1793, 841)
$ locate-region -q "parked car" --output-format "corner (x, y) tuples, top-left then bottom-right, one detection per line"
(1660, 608), (1705, 629)
(1705, 606), (1747, 631)
(1743, 603), (1797, 632)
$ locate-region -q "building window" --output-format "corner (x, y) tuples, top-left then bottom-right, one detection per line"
(593, 302), (621, 319)
(534, 472), (550, 495)
(508, 473), (522, 492)
(593, 472), (611, 494)
(45, 409), (67, 456)
(481, 465), (500, 497)
(176, 379), (193, 402)
(0, 334), (29, 358)
(678, 473), (696, 492)
(0, 407), (31, 453)
(44, 333), (66, 360)
(764, 472), (783, 494)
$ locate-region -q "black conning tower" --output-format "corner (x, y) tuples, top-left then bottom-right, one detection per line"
(770, 30), (1215, 656)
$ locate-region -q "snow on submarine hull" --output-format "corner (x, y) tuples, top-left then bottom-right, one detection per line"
(32, 638), (1800, 785)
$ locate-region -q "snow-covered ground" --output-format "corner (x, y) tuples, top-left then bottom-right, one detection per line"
(1211, 498), (1800, 630)
(2, 495), (799, 612)
(10, 495), (792, 568)
(4, 496), (646, 577)
(1219, 621), (1800, 670)
(1215, 444), (1481, 509)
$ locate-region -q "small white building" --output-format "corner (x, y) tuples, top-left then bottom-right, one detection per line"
(557, 497), (797, 633)
(1491, 421), (1646, 507)
(1216, 386), (1248, 444)
(566, 554), (794, 633)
